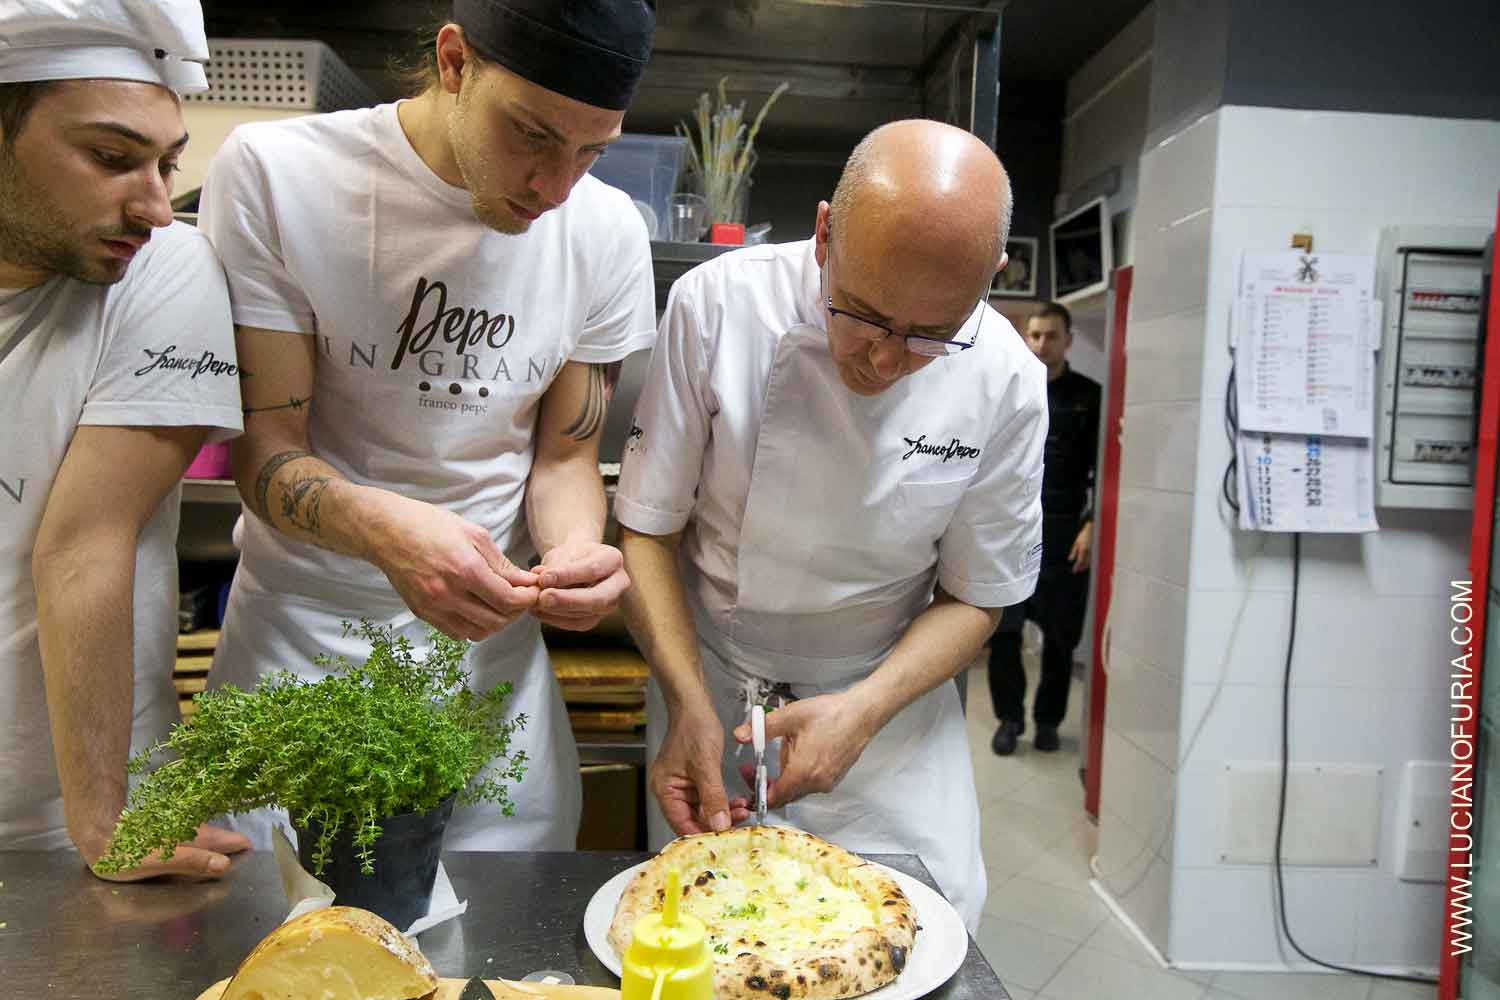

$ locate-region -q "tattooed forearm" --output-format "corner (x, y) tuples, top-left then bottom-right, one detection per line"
(277, 468), (330, 535)
(562, 362), (620, 441)
(243, 396), (308, 417)
(253, 450), (312, 519)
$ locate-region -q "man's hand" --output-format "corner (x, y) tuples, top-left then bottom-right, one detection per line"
(1069, 521), (1093, 573)
(652, 699), (751, 835)
(531, 542), (630, 632)
(85, 823), (250, 882)
(732, 693), (879, 810)
(369, 493), (540, 641)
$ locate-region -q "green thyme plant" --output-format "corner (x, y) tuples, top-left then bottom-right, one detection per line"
(95, 619), (527, 876)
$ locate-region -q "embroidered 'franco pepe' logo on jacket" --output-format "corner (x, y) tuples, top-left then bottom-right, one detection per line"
(901, 434), (980, 462)
(134, 344), (239, 379)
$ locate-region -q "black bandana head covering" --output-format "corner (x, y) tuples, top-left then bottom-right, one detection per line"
(452, 0), (656, 112)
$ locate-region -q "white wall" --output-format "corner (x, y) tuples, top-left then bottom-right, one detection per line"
(1099, 103), (1500, 972)
(1169, 105), (1499, 973)
(1092, 105), (1218, 956)
(1059, 1), (1154, 229)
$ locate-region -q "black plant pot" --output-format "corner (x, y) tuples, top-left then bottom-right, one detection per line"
(295, 793), (456, 931)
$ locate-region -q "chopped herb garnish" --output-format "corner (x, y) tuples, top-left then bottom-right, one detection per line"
(723, 902), (764, 919)
(795, 878), (809, 891)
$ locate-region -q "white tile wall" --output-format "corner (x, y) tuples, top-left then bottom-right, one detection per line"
(1119, 404), (1201, 494)
(1175, 682), (1385, 775)
(1213, 107), (1500, 219)
(1299, 515), (1472, 599)
(1168, 867), (1364, 967)
(1181, 589), (1455, 690)
(1140, 105), (1500, 969)
(1352, 874), (1445, 971)
(1134, 113), (1220, 236)
(1095, 800), (1156, 890)
(1114, 488), (1194, 585)
(1124, 306), (1211, 362)
(1185, 504), (1295, 595)
(1105, 116), (1223, 966)
(1108, 566), (1189, 677)
(1130, 206), (1215, 323)
(1123, 354), (1206, 406)
(1103, 644), (1184, 770)
(1100, 727), (1178, 859)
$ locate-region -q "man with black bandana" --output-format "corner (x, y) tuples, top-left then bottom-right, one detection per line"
(200, 1), (658, 851)
(988, 301), (1100, 755)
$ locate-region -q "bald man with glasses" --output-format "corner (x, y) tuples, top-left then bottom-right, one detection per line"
(614, 119), (1047, 930)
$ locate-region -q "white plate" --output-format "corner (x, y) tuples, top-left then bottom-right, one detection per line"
(582, 860), (968, 1000)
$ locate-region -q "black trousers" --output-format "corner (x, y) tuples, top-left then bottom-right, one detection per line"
(988, 556), (1090, 729)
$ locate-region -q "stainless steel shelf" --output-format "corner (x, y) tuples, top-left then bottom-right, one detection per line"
(650, 240), (735, 310)
(181, 478), (242, 505)
(574, 731), (647, 767)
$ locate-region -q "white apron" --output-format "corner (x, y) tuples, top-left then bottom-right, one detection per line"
(645, 324), (987, 932)
(208, 563), (581, 852)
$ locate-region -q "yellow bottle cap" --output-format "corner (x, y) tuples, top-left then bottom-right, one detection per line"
(621, 868), (715, 1000)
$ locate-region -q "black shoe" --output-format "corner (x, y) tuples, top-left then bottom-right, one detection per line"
(1034, 725), (1060, 752)
(991, 720), (1023, 756)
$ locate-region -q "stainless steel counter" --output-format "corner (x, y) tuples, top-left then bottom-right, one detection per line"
(0, 850), (1010, 999)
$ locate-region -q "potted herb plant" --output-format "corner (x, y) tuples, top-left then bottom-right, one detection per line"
(95, 619), (526, 928)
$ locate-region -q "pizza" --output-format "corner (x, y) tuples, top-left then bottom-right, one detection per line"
(607, 827), (918, 1000)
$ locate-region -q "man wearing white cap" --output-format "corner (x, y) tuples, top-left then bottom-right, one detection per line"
(201, 1), (658, 851)
(0, 0), (250, 877)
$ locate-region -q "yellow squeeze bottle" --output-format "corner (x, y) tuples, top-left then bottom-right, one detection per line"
(621, 867), (715, 1000)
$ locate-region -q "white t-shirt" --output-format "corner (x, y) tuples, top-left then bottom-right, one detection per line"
(615, 239), (1047, 665)
(0, 222), (242, 848)
(199, 103), (656, 599)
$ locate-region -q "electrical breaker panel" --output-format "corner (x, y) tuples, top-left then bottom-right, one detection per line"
(1375, 225), (1490, 509)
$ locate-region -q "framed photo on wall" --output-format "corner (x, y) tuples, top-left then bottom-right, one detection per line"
(991, 236), (1038, 298)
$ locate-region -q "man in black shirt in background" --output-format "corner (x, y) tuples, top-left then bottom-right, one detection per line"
(990, 301), (1100, 755)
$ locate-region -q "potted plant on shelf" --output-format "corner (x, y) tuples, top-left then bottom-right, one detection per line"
(95, 619), (526, 929)
(678, 77), (790, 229)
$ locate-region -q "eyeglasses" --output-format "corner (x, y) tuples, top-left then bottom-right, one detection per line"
(822, 262), (984, 358)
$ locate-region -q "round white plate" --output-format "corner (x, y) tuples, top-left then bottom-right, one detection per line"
(582, 860), (968, 1000)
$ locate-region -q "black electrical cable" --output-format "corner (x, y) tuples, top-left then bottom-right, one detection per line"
(1274, 532), (1437, 984)
(1223, 363), (1240, 514)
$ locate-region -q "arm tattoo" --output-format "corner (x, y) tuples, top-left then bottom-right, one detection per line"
(253, 450), (312, 519)
(277, 467), (330, 535)
(562, 362), (621, 442)
(243, 396), (309, 418)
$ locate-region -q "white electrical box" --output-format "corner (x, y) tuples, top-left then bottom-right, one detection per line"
(1375, 224), (1490, 508)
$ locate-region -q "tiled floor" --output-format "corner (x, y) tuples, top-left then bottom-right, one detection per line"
(963, 656), (1439, 1000)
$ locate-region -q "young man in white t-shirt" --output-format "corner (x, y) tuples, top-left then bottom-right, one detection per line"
(0, 1), (248, 877)
(200, 1), (658, 850)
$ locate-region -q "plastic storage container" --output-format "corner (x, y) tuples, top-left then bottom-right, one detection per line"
(589, 135), (689, 241)
(185, 39), (377, 110)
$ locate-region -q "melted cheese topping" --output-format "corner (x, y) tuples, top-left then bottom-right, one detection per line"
(679, 850), (877, 964)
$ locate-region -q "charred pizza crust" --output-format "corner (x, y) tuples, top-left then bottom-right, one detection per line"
(608, 827), (917, 1000)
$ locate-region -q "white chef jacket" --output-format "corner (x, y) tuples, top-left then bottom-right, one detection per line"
(615, 238), (1048, 930)
(0, 223), (241, 849)
(198, 103), (656, 851)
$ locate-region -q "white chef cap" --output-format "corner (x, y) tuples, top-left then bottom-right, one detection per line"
(0, 0), (210, 94)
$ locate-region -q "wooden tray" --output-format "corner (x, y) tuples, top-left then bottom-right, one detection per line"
(197, 977), (620, 1000)
(550, 649), (648, 689)
(177, 630), (220, 653)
